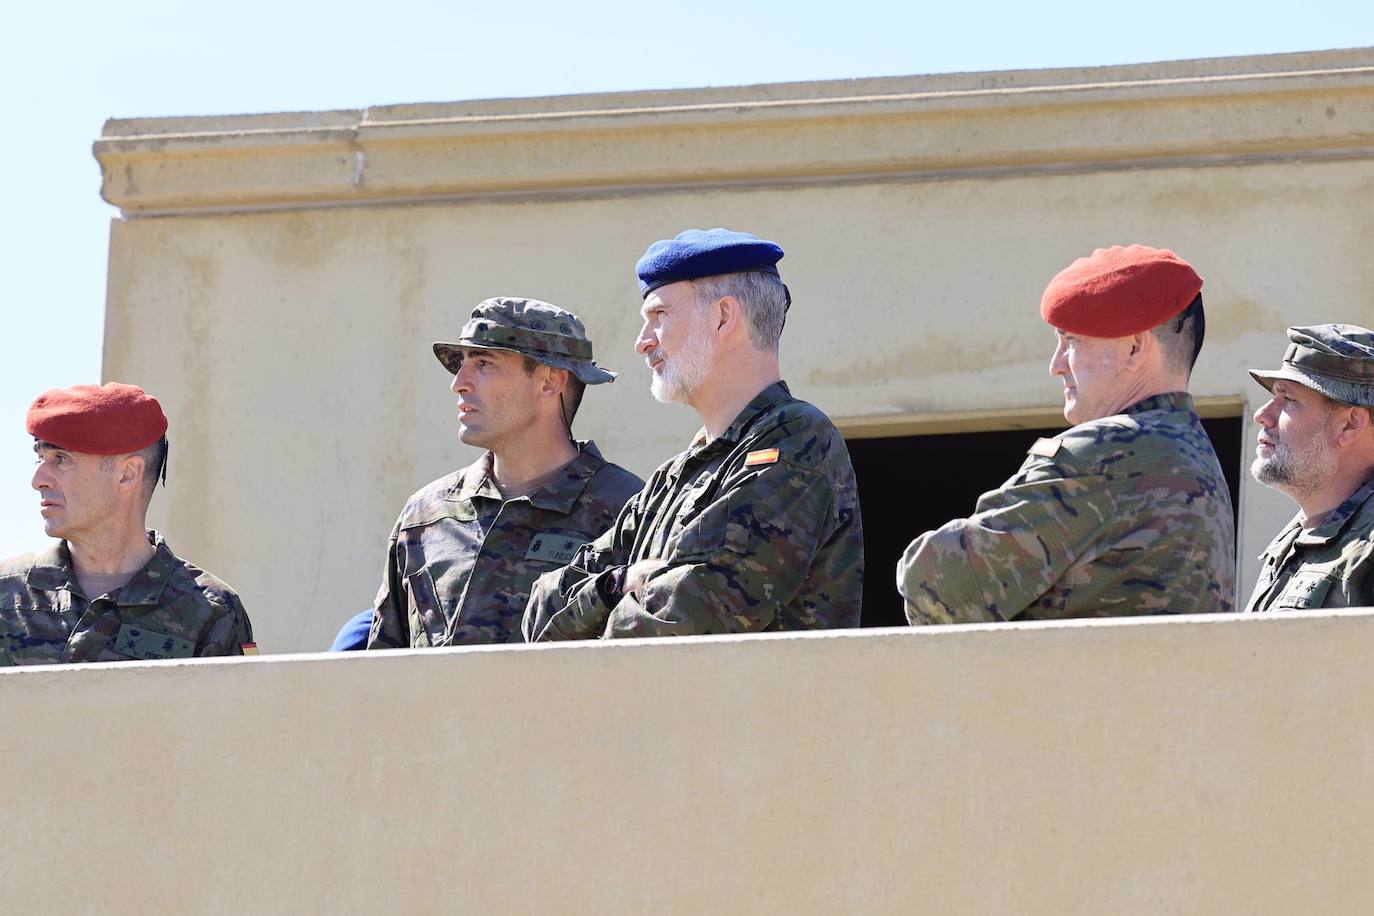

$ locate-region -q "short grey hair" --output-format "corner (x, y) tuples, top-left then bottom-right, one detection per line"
(100, 437), (167, 501)
(690, 271), (788, 353)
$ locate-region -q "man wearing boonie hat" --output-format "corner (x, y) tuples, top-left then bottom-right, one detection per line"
(0, 382), (255, 664)
(898, 244), (1236, 624)
(1244, 324), (1374, 612)
(366, 297), (642, 649)
(522, 228), (864, 640)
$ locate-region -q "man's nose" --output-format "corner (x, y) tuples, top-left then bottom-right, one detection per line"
(635, 322), (656, 356)
(1048, 344), (1068, 377)
(1254, 398), (1279, 428)
(31, 464), (50, 492)
(450, 369), (471, 394)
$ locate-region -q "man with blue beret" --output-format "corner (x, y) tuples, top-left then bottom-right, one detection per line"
(1246, 324), (1374, 612)
(522, 228), (864, 639)
(367, 297), (642, 649)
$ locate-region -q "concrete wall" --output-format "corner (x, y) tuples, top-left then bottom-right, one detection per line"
(5, 613), (1374, 913)
(95, 50), (1374, 651)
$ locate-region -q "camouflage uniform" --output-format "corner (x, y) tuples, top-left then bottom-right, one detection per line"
(899, 392), (1236, 623)
(0, 530), (254, 665)
(1244, 324), (1374, 612)
(368, 442), (642, 647)
(522, 381), (865, 640)
(1245, 479), (1374, 612)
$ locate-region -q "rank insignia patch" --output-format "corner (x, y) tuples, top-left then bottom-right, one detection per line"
(1027, 437), (1062, 459)
(115, 623), (194, 660)
(525, 532), (581, 564)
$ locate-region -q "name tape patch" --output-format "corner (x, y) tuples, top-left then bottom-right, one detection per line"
(744, 448), (780, 467)
(115, 623), (194, 660)
(1027, 437), (1061, 459)
(525, 532), (582, 565)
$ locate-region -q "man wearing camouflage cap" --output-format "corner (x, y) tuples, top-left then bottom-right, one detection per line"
(1245, 324), (1374, 612)
(523, 228), (864, 640)
(367, 297), (642, 648)
(899, 245), (1236, 624)
(0, 382), (255, 664)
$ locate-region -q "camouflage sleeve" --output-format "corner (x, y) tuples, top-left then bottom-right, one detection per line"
(366, 520), (409, 650)
(196, 594), (250, 656)
(605, 460), (835, 637)
(897, 460), (1116, 624)
(523, 493), (642, 641)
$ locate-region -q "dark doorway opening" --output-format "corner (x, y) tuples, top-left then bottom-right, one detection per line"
(847, 415), (1243, 627)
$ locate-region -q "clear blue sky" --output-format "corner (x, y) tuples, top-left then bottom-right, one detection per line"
(1, 0), (1369, 559)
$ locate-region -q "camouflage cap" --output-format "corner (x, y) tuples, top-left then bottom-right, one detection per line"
(433, 297), (616, 385)
(1250, 324), (1374, 407)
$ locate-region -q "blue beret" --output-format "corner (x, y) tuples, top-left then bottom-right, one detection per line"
(636, 228), (785, 297)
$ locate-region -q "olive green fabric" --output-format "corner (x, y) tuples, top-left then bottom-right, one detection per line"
(1250, 324), (1374, 407)
(1245, 476), (1374, 612)
(899, 393), (1237, 623)
(522, 381), (865, 640)
(433, 297), (616, 385)
(0, 530), (253, 665)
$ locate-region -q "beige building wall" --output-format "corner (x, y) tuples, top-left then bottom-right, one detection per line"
(5, 612), (1374, 913)
(96, 49), (1374, 651)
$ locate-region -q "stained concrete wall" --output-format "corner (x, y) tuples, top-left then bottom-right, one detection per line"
(95, 49), (1374, 651)
(4, 613), (1374, 913)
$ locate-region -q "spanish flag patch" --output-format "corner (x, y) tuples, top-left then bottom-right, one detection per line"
(745, 448), (780, 467)
(241, 643), (259, 656)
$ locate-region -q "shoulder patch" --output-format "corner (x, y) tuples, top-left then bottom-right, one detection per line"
(745, 448), (780, 467)
(1027, 437), (1062, 459)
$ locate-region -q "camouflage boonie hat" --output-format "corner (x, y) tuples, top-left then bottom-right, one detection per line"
(433, 297), (616, 385)
(1250, 324), (1374, 407)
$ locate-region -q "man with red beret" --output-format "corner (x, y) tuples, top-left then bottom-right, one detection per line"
(899, 245), (1236, 623)
(0, 382), (255, 664)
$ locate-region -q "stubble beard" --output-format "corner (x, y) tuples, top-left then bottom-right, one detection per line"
(1251, 433), (1338, 499)
(650, 319), (714, 405)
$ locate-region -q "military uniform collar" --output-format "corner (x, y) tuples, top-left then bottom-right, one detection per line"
(451, 454), (503, 503)
(117, 530), (179, 606)
(449, 441), (609, 515)
(1294, 475), (1374, 547)
(718, 380), (792, 444)
(1122, 391), (1194, 416)
(670, 381), (791, 480)
(23, 541), (74, 592)
(22, 530), (176, 605)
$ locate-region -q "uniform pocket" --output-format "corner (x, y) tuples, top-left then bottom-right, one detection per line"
(405, 566), (449, 645)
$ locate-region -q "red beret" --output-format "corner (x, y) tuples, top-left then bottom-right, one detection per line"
(1040, 244), (1203, 338)
(26, 383), (167, 455)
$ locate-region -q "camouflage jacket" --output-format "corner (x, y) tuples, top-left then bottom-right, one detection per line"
(1244, 476), (1374, 612)
(0, 530), (254, 665)
(899, 392), (1236, 624)
(522, 381), (865, 640)
(367, 441), (642, 648)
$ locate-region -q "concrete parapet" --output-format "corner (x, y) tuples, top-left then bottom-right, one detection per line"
(4, 612), (1373, 912)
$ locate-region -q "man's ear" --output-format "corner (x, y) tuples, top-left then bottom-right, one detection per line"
(713, 295), (744, 339)
(540, 366), (570, 400)
(1125, 331), (1151, 369)
(116, 455), (145, 492)
(1337, 405), (1372, 447)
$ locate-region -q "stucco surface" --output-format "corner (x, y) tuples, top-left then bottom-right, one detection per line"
(3, 614), (1374, 913)
(97, 50), (1374, 651)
